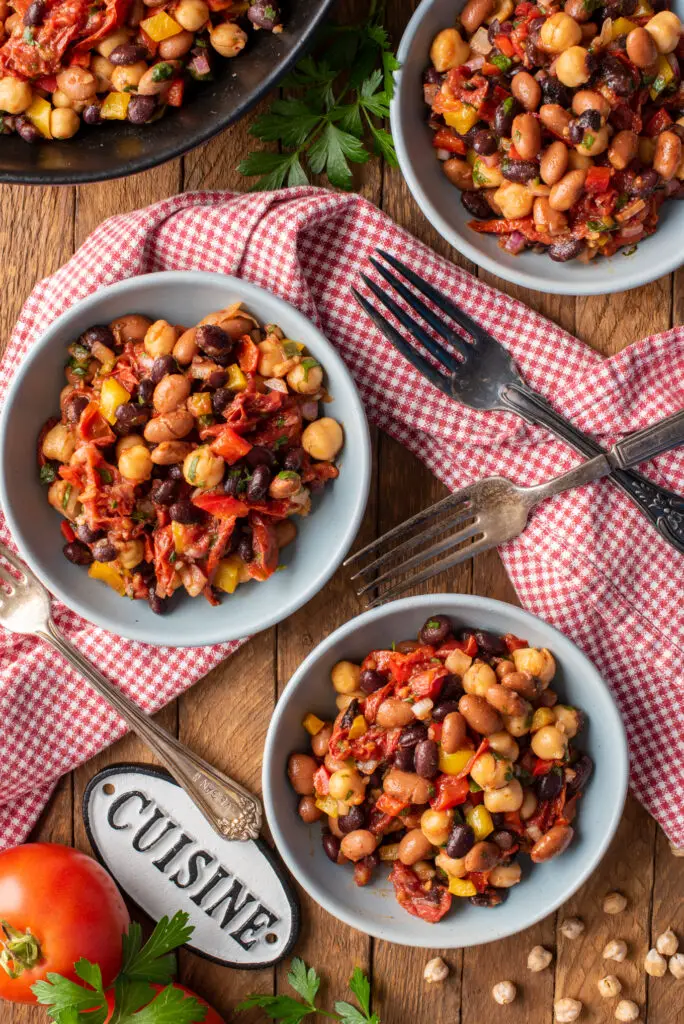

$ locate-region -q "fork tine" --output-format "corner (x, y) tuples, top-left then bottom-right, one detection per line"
(359, 275), (461, 374)
(345, 489), (469, 566)
(366, 536), (492, 609)
(0, 542), (28, 579)
(0, 564), (16, 590)
(368, 257), (471, 361)
(351, 288), (452, 396)
(356, 518), (482, 596)
(376, 250), (495, 349)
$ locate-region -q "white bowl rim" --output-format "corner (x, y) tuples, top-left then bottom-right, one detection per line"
(263, 593), (630, 947)
(0, 270), (372, 647)
(390, 0), (684, 296)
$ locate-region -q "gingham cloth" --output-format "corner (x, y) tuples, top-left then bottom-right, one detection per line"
(1, 187), (683, 851)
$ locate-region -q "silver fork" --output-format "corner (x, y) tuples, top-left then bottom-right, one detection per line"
(0, 541), (261, 841)
(352, 250), (684, 555)
(346, 409), (684, 607)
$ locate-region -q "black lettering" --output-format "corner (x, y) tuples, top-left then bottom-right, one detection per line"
(230, 906), (279, 951)
(107, 790), (151, 831)
(190, 865), (230, 907)
(132, 808), (177, 853)
(169, 849), (215, 890)
(152, 833), (194, 873)
(208, 878), (255, 929)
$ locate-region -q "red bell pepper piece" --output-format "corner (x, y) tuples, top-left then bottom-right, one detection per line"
(468, 870), (491, 893)
(36, 74), (57, 92)
(390, 862), (452, 923)
(78, 401), (115, 447)
(237, 336), (260, 373)
(60, 521), (76, 543)
(313, 765), (330, 796)
(645, 108), (673, 137)
(430, 774), (470, 811)
(503, 632), (528, 653)
(409, 665), (449, 700)
(246, 511), (279, 581)
(428, 721), (442, 743)
(533, 758), (555, 776)
(436, 633), (478, 658)
(375, 793), (407, 817)
(432, 128), (467, 155)
(585, 166), (613, 193)
(495, 34), (514, 56)
(209, 425), (253, 464)
(469, 788), (485, 805)
(167, 79), (185, 107)
(192, 493), (249, 519)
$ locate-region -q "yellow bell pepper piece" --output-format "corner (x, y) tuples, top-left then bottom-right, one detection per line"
(89, 561), (126, 595)
(187, 392), (213, 418)
(99, 378), (131, 424)
(26, 96), (52, 139)
(650, 55), (675, 100)
(101, 92), (131, 120)
(438, 748), (473, 775)
(213, 555), (242, 594)
(348, 715), (368, 741)
(315, 795), (339, 817)
(448, 876), (477, 897)
(226, 364), (248, 391)
(443, 102), (479, 136)
(466, 805), (494, 841)
(302, 713), (325, 736)
(140, 10), (182, 40)
(611, 16), (638, 37)
(531, 707), (556, 732)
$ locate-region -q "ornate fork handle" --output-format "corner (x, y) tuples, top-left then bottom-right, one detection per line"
(503, 382), (684, 555)
(40, 619), (262, 841)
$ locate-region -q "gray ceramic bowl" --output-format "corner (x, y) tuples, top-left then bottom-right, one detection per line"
(0, 272), (371, 647)
(390, 0), (684, 295)
(264, 595), (629, 947)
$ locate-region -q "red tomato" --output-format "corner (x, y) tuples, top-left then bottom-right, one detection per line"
(104, 983), (225, 1023)
(0, 843), (129, 1004)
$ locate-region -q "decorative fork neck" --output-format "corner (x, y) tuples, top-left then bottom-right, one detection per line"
(521, 454), (612, 508)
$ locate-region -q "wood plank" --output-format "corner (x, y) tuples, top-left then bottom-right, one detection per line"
(74, 163), (182, 243)
(575, 276), (671, 354)
(646, 823), (684, 1023)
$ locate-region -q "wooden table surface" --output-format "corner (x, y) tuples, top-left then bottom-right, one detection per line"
(4, 1), (684, 1019)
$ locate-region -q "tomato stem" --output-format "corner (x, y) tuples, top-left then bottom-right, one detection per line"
(0, 921), (42, 978)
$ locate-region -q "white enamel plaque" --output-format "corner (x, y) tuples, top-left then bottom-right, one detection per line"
(83, 765), (299, 969)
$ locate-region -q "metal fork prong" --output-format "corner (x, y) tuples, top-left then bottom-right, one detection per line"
(359, 274), (461, 374)
(355, 518), (482, 597)
(351, 288), (452, 397)
(345, 488), (470, 566)
(349, 501), (473, 581)
(368, 257), (471, 362)
(376, 250), (494, 351)
(0, 564), (18, 590)
(0, 542), (29, 580)
(366, 535), (491, 609)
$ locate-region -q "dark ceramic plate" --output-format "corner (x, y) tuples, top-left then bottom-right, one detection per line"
(0, 0), (335, 185)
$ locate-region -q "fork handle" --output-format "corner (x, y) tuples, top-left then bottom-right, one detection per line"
(502, 382), (684, 554)
(39, 619), (262, 841)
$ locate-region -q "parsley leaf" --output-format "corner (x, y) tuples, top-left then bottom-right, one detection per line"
(287, 958), (320, 1004)
(237, 960), (379, 1024)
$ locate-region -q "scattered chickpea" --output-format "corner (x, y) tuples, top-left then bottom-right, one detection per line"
(603, 892), (627, 915)
(603, 940), (628, 962)
(598, 975), (622, 999)
(554, 997), (583, 1022)
(424, 957), (449, 984)
(669, 842), (684, 857)
(560, 917), (585, 939)
(492, 981), (516, 1005)
(644, 947), (667, 977)
(656, 929), (679, 956)
(669, 953), (684, 979)
(527, 945), (553, 972)
(614, 999), (639, 1022)
(209, 21), (248, 57)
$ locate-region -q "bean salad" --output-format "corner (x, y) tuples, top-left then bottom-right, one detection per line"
(425, 0), (684, 261)
(287, 615), (593, 923)
(38, 303), (343, 612)
(0, 0), (281, 142)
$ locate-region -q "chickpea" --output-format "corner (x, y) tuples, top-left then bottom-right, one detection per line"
(540, 103), (571, 137)
(159, 29), (194, 59)
(48, 479), (81, 519)
(553, 705), (582, 738)
(469, 751), (511, 791)
(444, 648), (472, 677)
(329, 768), (366, 805)
(153, 374), (191, 414)
(512, 112), (541, 160)
(91, 55), (114, 92)
(287, 752), (317, 794)
(144, 319), (178, 358)
(443, 157), (475, 190)
(567, 150), (593, 170)
(336, 692), (364, 712)
(531, 724), (567, 760)
(511, 71), (541, 111)
(0, 77), (32, 114)
(462, 659), (497, 697)
(116, 433), (144, 458)
(183, 445), (224, 489)
(376, 697), (414, 728)
(311, 722), (333, 758)
(461, 0), (495, 34)
(111, 62), (147, 92)
(287, 361), (324, 395)
(512, 646), (556, 685)
(540, 12), (582, 52)
(441, 711), (467, 753)
(173, 327), (198, 365)
(110, 313), (153, 345)
(572, 89), (610, 118)
(56, 67), (96, 101)
(52, 89), (74, 109)
(472, 156), (504, 189)
(494, 182), (534, 220)
(484, 778), (524, 813)
(608, 129), (638, 171)
(420, 808), (452, 846)
(435, 851), (467, 877)
(430, 26), (471, 71)
(96, 28), (131, 57)
(42, 423), (76, 463)
(577, 125), (609, 157)
(654, 131), (682, 180)
(210, 22), (248, 57)
(503, 706), (533, 736)
(556, 45), (589, 87)
(383, 768), (432, 805)
(298, 796), (322, 824)
(520, 788), (538, 820)
(117, 538), (144, 569)
(645, 10), (682, 54)
(540, 141), (569, 186)
(174, 0), (208, 29)
(331, 660), (361, 695)
(275, 518), (297, 548)
(340, 829), (377, 862)
(488, 730), (519, 760)
(489, 862), (522, 887)
(301, 418), (343, 461)
(118, 443), (153, 482)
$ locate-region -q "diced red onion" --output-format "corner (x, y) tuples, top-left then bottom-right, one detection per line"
(264, 377), (288, 393)
(436, 147), (451, 161)
(300, 399), (319, 421)
(502, 231), (526, 255)
(620, 223), (644, 241)
(464, 55), (485, 72)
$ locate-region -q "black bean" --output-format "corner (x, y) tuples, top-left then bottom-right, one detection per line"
(627, 168), (659, 196)
(340, 699), (360, 730)
(224, 468), (243, 498)
(604, 0), (636, 17)
(91, 540), (118, 562)
(196, 325), (234, 359)
(23, 0), (45, 25)
(148, 589), (166, 615)
(472, 630), (505, 657)
(115, 402), (149, 431)
(491, 829), (516, 851)
(359, 668), (387, 694)
(440, 674), (464, 700)
(541, 77), (570, 107)
(432, 699), (461, 722)
(82, 104), (101, 126)
(398, 722), (428, 748)
(246, 445), (277, 470)
(127, 94), (157, 125)
(577, 109), (602, 132)
(237, 531), (254, 562)
(472, 129), (498, 156)
(494, 97), (521, 137)
(109, 43), (147, 65)
(64, 392), (90, 423)
(414, 739), (439, 778)
(446, 822), (475, 859)
(566, 753), (593, 797)
(424, 66), (444, 85)
(283, 446), (304, 471)
(393, 747), (415, 771)
(461, 191), (493, 219)
(169, 499), (199, 524)
(80, 324), (115, 351)
(418, 614), (452, 645)
(248, 0), (279, 29)
(202, 370), (225, 391)
(470, 888), (508, 907)
(150, 355), (176, 384)
(367, 768), (384, 789)
(502, 158), (539, 183)
(548, 238), (584, 262)
(536, 769), (564, 802)
(150, 478), (178, 505)
(136, 378), (155, 404)
(74, 522), (102, 544)
(15, 117), (39, 143)
(600, 54), (636, 96)
(338, 806), (366, 833)
(246, 464), (271, 502)
(568, 120), (584, 146)
(490, 812), (506, 828)
(211, 388), (233, 415)
(63, 541), (93, 565)
(322, 833), (341, 862)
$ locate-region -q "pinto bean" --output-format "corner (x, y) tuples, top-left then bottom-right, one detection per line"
(511, 71), (542, 110)
(440, 711), (467, 753)
(609, 130), (639, 170)
(511, 112), (541, 160)
(626, 25), (658, 67)
(458, 694), (503, 735)
(287, 753), (317, 795)
(540, 140), (569, 185)
(153, 374), (191, 414)
(298, 796), (322, 823)
(485, 684), (527, 717)
(464, 841), (500, 873)
(340, 829), (377, 862)
(530, 823), (575, 862)
(549, 168), (586, 211)
(398, 828), (434, 865)
(150, 440), (194, 465)
(571, 88), (610, 118)
(501, 670), (542, 699)
(654, 131), (682, 180)
(460, 0), (494, 34)
(383, 769), (432, 805)
(311, 723), (333, 757)
(540, 103), (571, 137)
(443, 157), (475, 189)
(377, 697), (415, 728)
(143, 409), (194, 443)
(173, 327), (198, 365)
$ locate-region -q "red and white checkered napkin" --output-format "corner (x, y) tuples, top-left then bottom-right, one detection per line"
(1, 187), (684, 851)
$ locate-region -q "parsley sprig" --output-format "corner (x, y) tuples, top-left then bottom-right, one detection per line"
(32, 912), (203, 1024)
(237, 958), (380, 1024)
(238, 0), (399, 191)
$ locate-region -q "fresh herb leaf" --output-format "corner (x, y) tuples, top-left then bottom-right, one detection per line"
(238, 960), (379, 1024)
(22, 26), (37, 44)
(490, 53), (512, 71)
(151, 62), (174, 82)
(237, 994), (313, 1024)
(62, 484), (72, 510)
(40, 463), (57, 485)
(287, 958), (320, 1004)
(348, 968), (372, 1018)
(121, 913), (192, 984)
(98, 467), (113, 484)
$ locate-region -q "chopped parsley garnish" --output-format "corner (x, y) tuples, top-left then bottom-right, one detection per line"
(186, 454), (200, 482)
(615, 192), (629, 211)
(472, 163), (488, 186)
(581, 133), (595, 150)
(199, 414), (214, 426)
(300, 356), (319, 381)
(502, 96), (515, 114)
(622, 245), (638, 256)
(277, 470), (299, 480)
(22, 26), (37, 44)
(39, 463), (57, 485)
(151, 62), (174, 82)
(273, 435), (288, 449)
(491, 53), (512, 72)
(426, 619), (441, 629)
(62, 484), (72, 509)
(98, 467), (113, 484)
(169, 551), (177, 563)
(275, 414), (286, 427)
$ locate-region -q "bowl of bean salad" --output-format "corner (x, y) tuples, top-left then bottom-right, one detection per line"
(0, 271), (371, 645)
(263, 595), (628, 947)
(391, 0), (684, 293)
